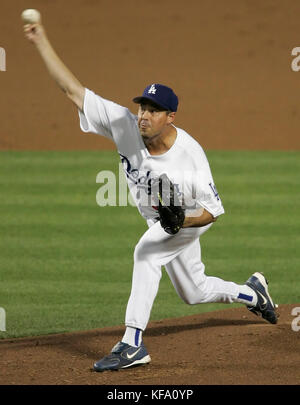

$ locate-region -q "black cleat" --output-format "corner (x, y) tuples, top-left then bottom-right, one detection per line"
(93, 341), (151, 372)
(246, 272), (278, 324)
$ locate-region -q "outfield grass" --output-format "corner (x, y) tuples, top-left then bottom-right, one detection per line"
(0, 150), (299, 338)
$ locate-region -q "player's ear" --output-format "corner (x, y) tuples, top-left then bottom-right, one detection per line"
(166, 111), (176, 124)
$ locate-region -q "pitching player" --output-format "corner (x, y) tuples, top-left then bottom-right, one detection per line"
(24, 21), (278, 372)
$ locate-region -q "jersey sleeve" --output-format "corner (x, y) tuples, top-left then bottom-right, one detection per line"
(192, 167), (225, 218)
(187, 145), (225, 218)
(78, 88), (135, 141)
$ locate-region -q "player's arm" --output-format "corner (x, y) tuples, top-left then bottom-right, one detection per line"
(182, 208), (217, 228)
(23, 23), (85, 111)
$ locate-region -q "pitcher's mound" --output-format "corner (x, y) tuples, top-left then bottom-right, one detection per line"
(0, 304), (299, 385)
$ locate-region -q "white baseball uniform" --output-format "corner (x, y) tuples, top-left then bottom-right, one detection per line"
(78, 88), (255, 332)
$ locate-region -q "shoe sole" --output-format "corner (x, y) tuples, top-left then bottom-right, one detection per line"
(121, 354), (151, 369)
(94, 354), (151, 372)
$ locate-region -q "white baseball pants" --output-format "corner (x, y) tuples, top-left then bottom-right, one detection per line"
(125, 221), (240, 331)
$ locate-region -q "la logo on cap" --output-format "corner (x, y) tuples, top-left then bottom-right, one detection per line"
(148, 84), (157, 94)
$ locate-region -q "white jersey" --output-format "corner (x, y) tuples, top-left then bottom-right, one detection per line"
(78, 88), (225, 222)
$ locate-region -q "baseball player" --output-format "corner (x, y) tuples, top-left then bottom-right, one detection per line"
(24, 22), (278, 372)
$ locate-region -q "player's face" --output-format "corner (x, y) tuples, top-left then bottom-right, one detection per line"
(137, 104), (175, 139)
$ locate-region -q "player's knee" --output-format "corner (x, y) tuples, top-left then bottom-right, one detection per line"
(183, 293), (210, 305)
(181, 293), (205, 305)
(180, 278), (211, 305)
(182, 295), (198, 305)
(134, 241), (150, 262)
(177, 288), (201, 305)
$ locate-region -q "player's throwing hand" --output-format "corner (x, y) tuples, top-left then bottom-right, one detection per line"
(23, 23), (46, 45)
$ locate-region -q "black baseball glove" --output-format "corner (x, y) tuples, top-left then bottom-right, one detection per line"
(153, 173), (185, 235)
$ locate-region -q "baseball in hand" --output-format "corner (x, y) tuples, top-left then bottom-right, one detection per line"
(21, 9), (41, 24)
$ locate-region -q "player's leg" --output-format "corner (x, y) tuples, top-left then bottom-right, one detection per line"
(94, 222), (277, 371)
(94, 222), (203, 371)
(164, 238), (256, 305)
(122, 222), (251, 343)
(165, 238), (278, 324)
(124, 222), (208, 332)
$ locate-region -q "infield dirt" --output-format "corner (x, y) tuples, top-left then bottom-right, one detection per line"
(0, 305), (299, 385)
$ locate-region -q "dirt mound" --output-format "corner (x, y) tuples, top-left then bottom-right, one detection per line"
(0, 304), (299, 385)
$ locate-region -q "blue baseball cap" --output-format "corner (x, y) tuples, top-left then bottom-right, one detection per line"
(133, 84), (178, 112)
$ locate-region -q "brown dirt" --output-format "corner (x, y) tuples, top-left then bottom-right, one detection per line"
(1, 0), (300, 150)
(0, 304), (299, 385)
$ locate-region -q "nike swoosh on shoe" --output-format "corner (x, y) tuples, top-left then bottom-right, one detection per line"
(126, 347), (142, 359)
(257, 290), (268, 307)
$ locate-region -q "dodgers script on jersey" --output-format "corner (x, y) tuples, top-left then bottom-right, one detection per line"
(78, 88), (224, 222)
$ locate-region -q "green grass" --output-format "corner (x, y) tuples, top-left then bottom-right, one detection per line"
(0, 150), (299, 338)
